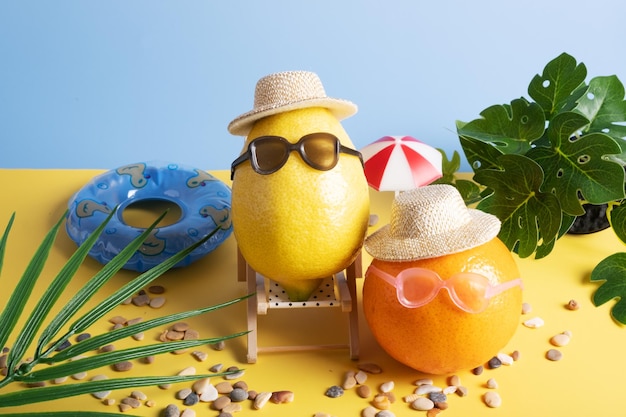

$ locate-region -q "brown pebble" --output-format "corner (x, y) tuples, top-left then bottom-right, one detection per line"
(546, 349), (563, 361)
(148, 285), (165, 294)
(141, 355), (155, 364)
(435, 401), (449, 410)
(566, 299), (580, 310)
(112, 361), (133, 372)
(99, 344), (115, 353)
(356, 385), (371, 398)
(145, 400), (156, 407)
(511, 350), (521, 361)
(103, 398), (115, 406)
(448, 375), (461, 386)
(191, 351), (208, 362)
(172, 322), (190, 332)
(125, 317), (143, 326)
(372, 394), (391, 410)
(108, 316), (127, 325)
(472, 365), (483, 375)
(184, 329), (200, 340)
(131, 293), (150, 306)
(121, 397), (141, 408)
(166, 330), (185, 341)
(118, 403), (132, 413)
(215, 381), (233, 394)
(247, 390), (258, 400)
(213, 396), (231, 410)
(483, 391), (502, 407)
(427, 408), (442, 417)
(131, 390), (147, 400)
(456, 386), (469, 397)
(270, 390), (294, 404)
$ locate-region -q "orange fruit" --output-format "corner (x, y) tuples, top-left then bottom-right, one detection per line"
(363, 237), (522, 375)
(232, 107), (370, 301)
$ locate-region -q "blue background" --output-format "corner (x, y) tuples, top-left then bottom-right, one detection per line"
(2, 0), (625, 171)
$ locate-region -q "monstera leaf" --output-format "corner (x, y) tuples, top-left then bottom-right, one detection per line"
(528, 52), (587, 119)
(590, 252), (626, 324)
(527, 111), (625, 216)
(456, 99), (545, 155)
(474, 154), (562, 258)
(574, 75), (626, 145)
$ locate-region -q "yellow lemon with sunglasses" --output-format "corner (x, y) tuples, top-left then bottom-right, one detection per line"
(228, 71), (370, 301)
(363, 185), (523, 374)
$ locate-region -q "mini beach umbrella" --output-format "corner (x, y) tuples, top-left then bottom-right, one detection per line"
(360, 135), (443, 192)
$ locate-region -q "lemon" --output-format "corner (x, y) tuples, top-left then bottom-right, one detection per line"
(232, 107), (370, 301)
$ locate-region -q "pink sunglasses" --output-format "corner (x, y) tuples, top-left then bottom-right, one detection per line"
(367, 265), (522, 314)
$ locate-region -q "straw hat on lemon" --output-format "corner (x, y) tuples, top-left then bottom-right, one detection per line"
(228, 71), (358, 136)
(364, 184), (501, 261)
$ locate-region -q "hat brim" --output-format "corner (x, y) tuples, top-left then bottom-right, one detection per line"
(227, 97), (358, 136)
(364, 208), (501, 262)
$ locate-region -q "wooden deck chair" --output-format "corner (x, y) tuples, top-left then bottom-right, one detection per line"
(237, 248), (362, 363)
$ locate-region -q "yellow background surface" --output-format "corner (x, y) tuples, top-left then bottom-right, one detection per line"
(1, 169), (625, 416)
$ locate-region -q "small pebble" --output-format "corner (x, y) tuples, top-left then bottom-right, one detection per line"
(372, 394), (391, 410)
(177, 366), (196, 376)
(131, 390), (147, 401)
(342, 371), (357, 389)
(426, 409), (441, 417)
(376, 410), (395, 417)
(230, 387), (248, 402)
(428, 392), (447, 403)
(126, 317), (143, 326)
(180, 409), (196, 417)
(121, 397), (141, 408)
(253, 391), (272, 409)
(103, 398), (116, 406)
(362, 406), (379, 417)
(145, 400), (156, 407)
(212, 340), (226, 351)
(403, 393), (420, 403)
(71, 371), (87, 380)
(76, 333), (91, 342)
(199, 384), (218, 402)
(100, 344), (115, 353)
(379, 381), (394, 393)
(523, 316), (545, 328)
(357, 385), (371, 398)
(112, 361), (133, 372)
(53, 376), (68, 384)
(210, 363), (224, 373)
(118, 403), (132, 413)
(355, 370), (368, 384)
(132, 293), (151, 306)
(483, 391), (502, 408)
(411, 397), (435, 411)
(566, 299), (580, 310)
(192, 377), (211, 394)
(325, 385), (344, 398)
(270, 390), (294, 404)
(415, 384), (442, 395)
(486, 378), (498, 389)
(511, 350), (521, 361)
(456, 386), (469, 397)
(162, 404), (179, 417)
(472, 365), (484, 375)
(176, 388), (192, 400)
(183, 392), (199, 406)
(90, 374), (110, 399)
(55, 339), (71, 351)
(150, 297), (166, 308)
(233, 380), (248, 391)
(546, 349), (563, 361)
(213, 396), (231, 410)
(215, 381), (234, 394)
(443, 385), (457, 395)
(148, 285), (165, 294)
(358, 362), (382, 374)
(221, 403), (242, 413)
(414, 378), (433, 386)
(448, 375), (460, 386)
(496, 352), (514, 366)
(487, 356), (502, 369)
(224, 366), (245, 380)
(550, 332), (571, 347)
(108, 316), (127, 325)
(191, 351), (208, 362)
(521, 302), (532, 314)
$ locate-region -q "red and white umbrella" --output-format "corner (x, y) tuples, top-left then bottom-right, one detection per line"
(360, 136), (443, 192)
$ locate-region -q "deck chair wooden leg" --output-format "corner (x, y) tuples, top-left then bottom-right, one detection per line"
(347, 255), (361, 360)
(246, 261), (259, 364)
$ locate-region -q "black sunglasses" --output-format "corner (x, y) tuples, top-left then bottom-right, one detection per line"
(231, 132), (363, 180)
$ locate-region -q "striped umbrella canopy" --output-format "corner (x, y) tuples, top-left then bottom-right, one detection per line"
(360, 136), (443, 192)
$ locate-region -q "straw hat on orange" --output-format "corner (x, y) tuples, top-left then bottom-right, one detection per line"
(365, 184), (501, 261)
(227, 71), (358, 136)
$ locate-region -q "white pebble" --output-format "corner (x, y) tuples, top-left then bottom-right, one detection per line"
(177, 366), (196, 376)
(379, 381), (394, 393)
(199, 384), (218, 402)
(496, 352), (514, 365)
(483, 391), (502, 407)
(521, 302), (532, 314)
(443, 385), (457, 395)
(361, 406), (378, 417)
(486, 378), (498, 389)
(192, 377), (211, 394)
(411, 397), (435, 411)
(415, 384), (442, 395)
(523, 317), (544, 328)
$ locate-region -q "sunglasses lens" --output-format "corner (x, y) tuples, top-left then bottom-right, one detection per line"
(396, 269), (440, 308)
(301, 134), (339, 170)
(447, 273), (490, 313)
(253, 137), (289, 173)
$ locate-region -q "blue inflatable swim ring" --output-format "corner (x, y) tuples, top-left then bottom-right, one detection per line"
(66, 161), (233, 272)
